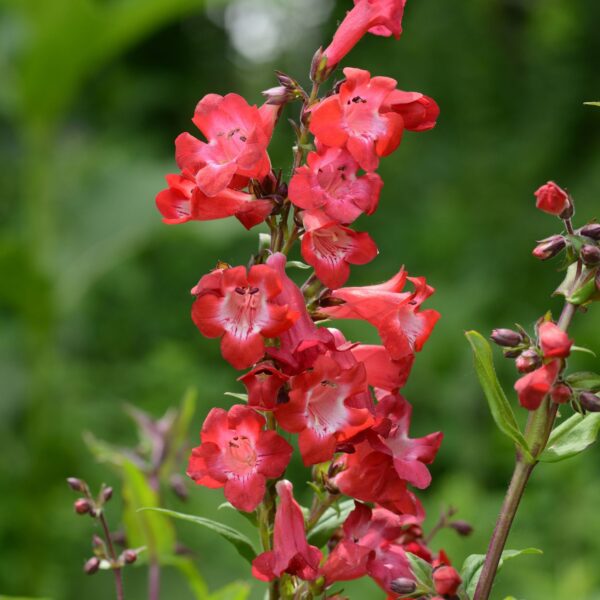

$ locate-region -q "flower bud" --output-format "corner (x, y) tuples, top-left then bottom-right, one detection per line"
(390, 578), (417, 595)
(66, 477), (86, 492)
(450, 520), (474, 536)
(551, 383), (571, 404)
(74, 498), (91, 515)
(310, 47), (330, 83)
(532, 235), (566, 261)
(92, 534), (106, 552)
(123, 549), (138, 564)
(433, 565), (462, 596)
(84, 557), (101, 575)
(515, 349), (541, 373)
(534, 181), (569, 216)
(580, 391), (600, 412)
(491, 328), (523, 347)
(101, 486), (113, 503)
(581, 244), (600, 266)
(261, 86), (295, 106)
(581, 223), (600, 241)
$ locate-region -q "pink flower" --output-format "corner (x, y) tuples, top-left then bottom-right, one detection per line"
(276, 351), (373, 465)
(323, 0), (407, 70)
(538, 321), (572, 358)
(288, 145), (382, 224)
(534, 181), (569, 216)
(514, 360), (560, 410)
(309, 68), (404, 171)
(186, 405), (292, 512)
(238, 363), (289, 410)
(252, 480), (322, 581)
(176, 94), (276, 196)
(322, 268), (440, 361)
(301, 213), (378, 289)
(385, 90), (440, 132)
(350, 344), (414, 391)
(191, 265), (299, 370)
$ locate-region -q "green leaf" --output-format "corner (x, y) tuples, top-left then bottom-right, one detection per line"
(307, 498), (354, 548)
(584, 101), (600, 107)
(140, 508), (257, 564)
(406, 552), (435, 594)
(465, 331), (532, 459)
(540, 413), (600, 462)
(286, 260), (311, 270)
(163, 556), (209, 600)
(218, 502), (258, 527)
(224, 392), (249, 402)
(566, 371), (600, 392)
(461, 548), (542, 598)
(209, 582), (251, 600)
(570, 345), (597, 357)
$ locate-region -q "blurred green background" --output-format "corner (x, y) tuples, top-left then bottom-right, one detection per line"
(1, 0), (600, 598)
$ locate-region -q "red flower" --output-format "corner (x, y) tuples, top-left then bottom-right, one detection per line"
(252, 480), (322, 581)
(433, 565), (462, 597)
(238, 363), (289, 410)
(323, 0), (407, 70)
(175, 94), (276, 196)
(191, 265), (299, 370)
(288, 145), (382, 224)
(322, 268), (440, 361)
(534, 181), (569, 216)
(538, 321), (572, 358)
(301, 213), (378, 289)
(385, 90), (440, 132)
(309, 68), (404, 171)
(276, 351), (373, 465)
(186, 405), (292, 512)
(514, 360), (560, 410)
(350, 344), (414, 392)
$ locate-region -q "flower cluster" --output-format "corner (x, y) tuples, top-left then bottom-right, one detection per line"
(156, 1), (459, 597)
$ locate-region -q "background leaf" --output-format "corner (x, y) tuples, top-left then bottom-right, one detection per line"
(540, 413), (600, 462)
(307, 498), (354, 548)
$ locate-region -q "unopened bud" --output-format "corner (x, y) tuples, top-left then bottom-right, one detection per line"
(66, 477), (86, 492)
(310, 47), (330, 84)
(491, 328), (523, 347)
(581, 223), (600, 241)
(580, 391), (600, 412)
(581, 244), (600, 266)
(84, 557), (101, 575)
(390, 578), (417, 595)
(101, 486), (113, 503)
(551, 383), (571, 405)
(515, 349), (541, 373)
(450, 520), (474, 536)
(92, 534), (105, 552)
(532, 235), (566, 260)
(123, 549), (138, 564)
(74, 498), (91, 515)
(262, 86), (295, 106)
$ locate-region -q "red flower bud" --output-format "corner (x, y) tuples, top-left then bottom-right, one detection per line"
(433, 565), (462, 596)
(74, 498), (91, 515)
(580, 392), (600, 412)
(551, 383), (571, 404)
(581, 223), (600, 240)
(534, 181), (569, 216)
(66, 477), (86, 492)
(390, 578), (417, 595)
(538, 321), (572, 359)
(101, 486), (113, 503)
(491, 328), (523, 347)
(84, 557), (101, 575)
(532, 235), (566, 260)
(450, 520), (474, 536)
(515, 349), (541, 373)
(581, 244), (600, 266)
(123, 549), (138, 564)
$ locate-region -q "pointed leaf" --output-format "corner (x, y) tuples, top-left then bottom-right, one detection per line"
(465, 331), (532, 459)
(584, 101), (600, 106)
(566, 371), (600, 392)
(406, 552), (435, 594)
(139, 507), (257, 564)
(540, 413), (600, 462)
(307, 498), (354, 548)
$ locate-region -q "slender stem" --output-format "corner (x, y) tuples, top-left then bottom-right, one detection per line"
(99, 512), (124, 600)
(148, 560), (160, 600)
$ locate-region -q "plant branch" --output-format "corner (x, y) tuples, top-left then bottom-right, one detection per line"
(99, 511), (124, 600)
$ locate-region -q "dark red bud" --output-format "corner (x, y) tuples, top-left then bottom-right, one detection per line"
(581, 244), (600, 266)
(515, 349), (541, 373)
(491, 328), (523, 347)
(123, 549), (138, 564)
(450, 520), (474, 536)
(84, 557), (101, 575)
(74, 498), (91, 515)
(532, 235), (566, 260)
(551, 383), (572, 404)
(101, 487), (113, 503)
(66, 477), (86, 492)
(559, 201), (574, 220)
(580, 224), (600, 240)
(580, 391), (600, 412)
(390, 578), (417, 595)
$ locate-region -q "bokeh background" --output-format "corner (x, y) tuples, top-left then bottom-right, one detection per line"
(2, 0), (600, 598)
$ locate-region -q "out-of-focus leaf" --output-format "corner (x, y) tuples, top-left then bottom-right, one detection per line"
(566, 372), (600, 391)
(164, 556), (210, 600)
(224, 392), (249, 402)
(584, 101), (600, 106)
(570, 345), (597, 357)
(465, 331), (532, 460)
(307, 498), (354, 548)
(140, 508), (257, 564)
(209, 582), (251, 600)
(218, 502), (258, 527)
(461, 548), (542, 598)
(540, 413), (600, 462)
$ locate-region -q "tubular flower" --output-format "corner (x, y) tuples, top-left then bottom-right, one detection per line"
(186, 405), (292, 512)
(238, 363), (289, 410)
(321, 268), (440, 361)
(538, 321), (572, 359)
(175, 94), (276, 196)
(384, 90), (440, 132)
(276, 351), (373, 465)
(252, 480), (322, 581)
(514, 360), (561, 410)
(301, 212), (378, 289)
(534, 181), (569, 216)
(309, 68), (404, 172)
(350, 344), (414, 392)
(288, 145), (382, 224)
(191, 265), (299, 370)
(322, 0), (407, 70)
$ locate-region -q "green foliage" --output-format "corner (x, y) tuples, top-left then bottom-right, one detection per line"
(566, 372), (600, 392)
(307, 498), (354, 548)
(540, 413), (600, 462)
(404, 552), (435, 597)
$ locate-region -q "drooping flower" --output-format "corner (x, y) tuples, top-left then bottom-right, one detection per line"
(538, 321), (572, 359)
(276, 350), (373, 465)
(322, 0), (407, 71)
(321, 268), (440, 361)
(288, 144), (383, 224)
(186, 405), (292, 512)
(252, 480), (322, 581)
(238, 362), (289, 410)
(301, 212), (378, 289)
(176, 94), (277, 196)
(534, 181), (569, 216)
(514, 360), (561, 410)
(191, 265), (299, 370)
(309, 68), (404, 171)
